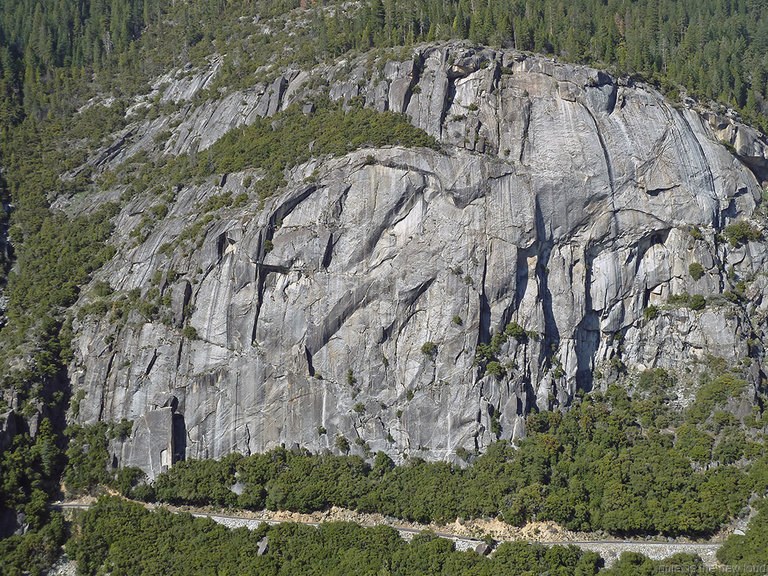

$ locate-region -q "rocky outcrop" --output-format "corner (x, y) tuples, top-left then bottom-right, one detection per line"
(67, 43), (768, 478)
(703, 110), (768, 182)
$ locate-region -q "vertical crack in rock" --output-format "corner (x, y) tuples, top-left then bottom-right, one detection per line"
(672, 109), (719, 224)
(97, 353), (116, 422)
(534, 197), (558, 370)
(144, 349), (158, 376)
(306, 279), (377, 355)
(601, 79), (618, 115)
(576, 247), (600, 392)
(250, 229), (273, 346)
(251, 266), (266, 347)
(490, 61), (503, 154)
(478, 252), (491, 349)
(304, 346), (315, 377)
(68, 45), (768, 472)
(444, 73), (458, 144)
(519, 96), (531, 164)
(582, 104), (615, 193)
(321, 233), (334, 270)
(325, 184), (350, 230)
(216, 232), (227, 263)
(172, 411), (186, 463)
(244, 423), (251, 456)
(400, 56), (422, 116)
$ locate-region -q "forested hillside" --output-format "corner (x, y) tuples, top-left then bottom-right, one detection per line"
(1, 0), (768, 129)
(0, 0), (767, 574)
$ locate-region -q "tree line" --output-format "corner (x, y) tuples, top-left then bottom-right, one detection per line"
(118, 368), (768, 538)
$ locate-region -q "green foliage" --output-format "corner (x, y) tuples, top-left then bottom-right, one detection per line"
(201, 191), (234, 213)
(202, 99), (437, 202)
(80, 285), (172, 326)
(63, 419), (134, 495)
(183, 325), (199, 340)
(149, 382), (755, 536)
(421, 341), (437, 357)
(1, 419), (63, 519)
(486, 361), (505, 378)
(717, 499), (768, 568)
(68, 495), (602, 576)
(503, 321), (528, 343)
(602, 552), (706, 576)
(675, 425), (714, 464)
(155, 456), (240, 507)
(0, 422), (68, 573)
(667, 292), (706, 310)
(686, 374), (747, 425)
(688, 262), (704, 281)
(724, 221), (762, 247)
(720, 139), (738, 154)
(0, 512), (67, 576)
(335, 436), (350, 454)
(92, 281), (114, 298)
(475, 321), (530, 376)
(689, 294), (706, 310)
(689, 226), (703, 240)
(490, 410), (502, 437)
(636, 368), (673, 395)
(643, 305), (659, 320)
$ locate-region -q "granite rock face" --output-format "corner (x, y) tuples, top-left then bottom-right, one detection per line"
(67, 43), (768, 478)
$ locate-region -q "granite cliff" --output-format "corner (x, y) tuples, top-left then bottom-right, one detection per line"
(65, 43), (768, 478)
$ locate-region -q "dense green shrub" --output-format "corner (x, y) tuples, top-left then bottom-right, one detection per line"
(668, 292), (706, 310)
(63, 420), (134, 495)
(155, 455), (240, 507)
(202, 99), (437, 201)
(724, 221), (762, 247)
(689, 294), (706, 310)
(486, 361), (505, 378)
(686, 374), (747, 425)
(717, 499), (768, 567)
(0, 512), (67, 576)
(689, 226), (703, 240)
(688, 262), (704, 281)
(643, 305), (659, 320)
(421, 341), (437, 357)
(504, 321), (528, 343)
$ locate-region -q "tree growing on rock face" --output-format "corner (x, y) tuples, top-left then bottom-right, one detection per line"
(420, 341), (437, 358)
(689, 294), (706, 310)
(486, 360), (505, 378)
(688, 262), (704, 280)
(643, 305), (659, 320)
(335, 435), (350, 454)
(724, 221), (762, 247)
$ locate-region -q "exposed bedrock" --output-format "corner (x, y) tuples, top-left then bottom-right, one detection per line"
(68, 43), (768, 478)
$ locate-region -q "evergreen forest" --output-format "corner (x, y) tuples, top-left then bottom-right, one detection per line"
(0, 0), (767, 574)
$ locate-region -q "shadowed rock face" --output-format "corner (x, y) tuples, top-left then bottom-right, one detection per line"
(68, 43), (768, 478)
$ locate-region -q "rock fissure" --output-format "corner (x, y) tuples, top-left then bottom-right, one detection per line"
(65, 44), (768, 478)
